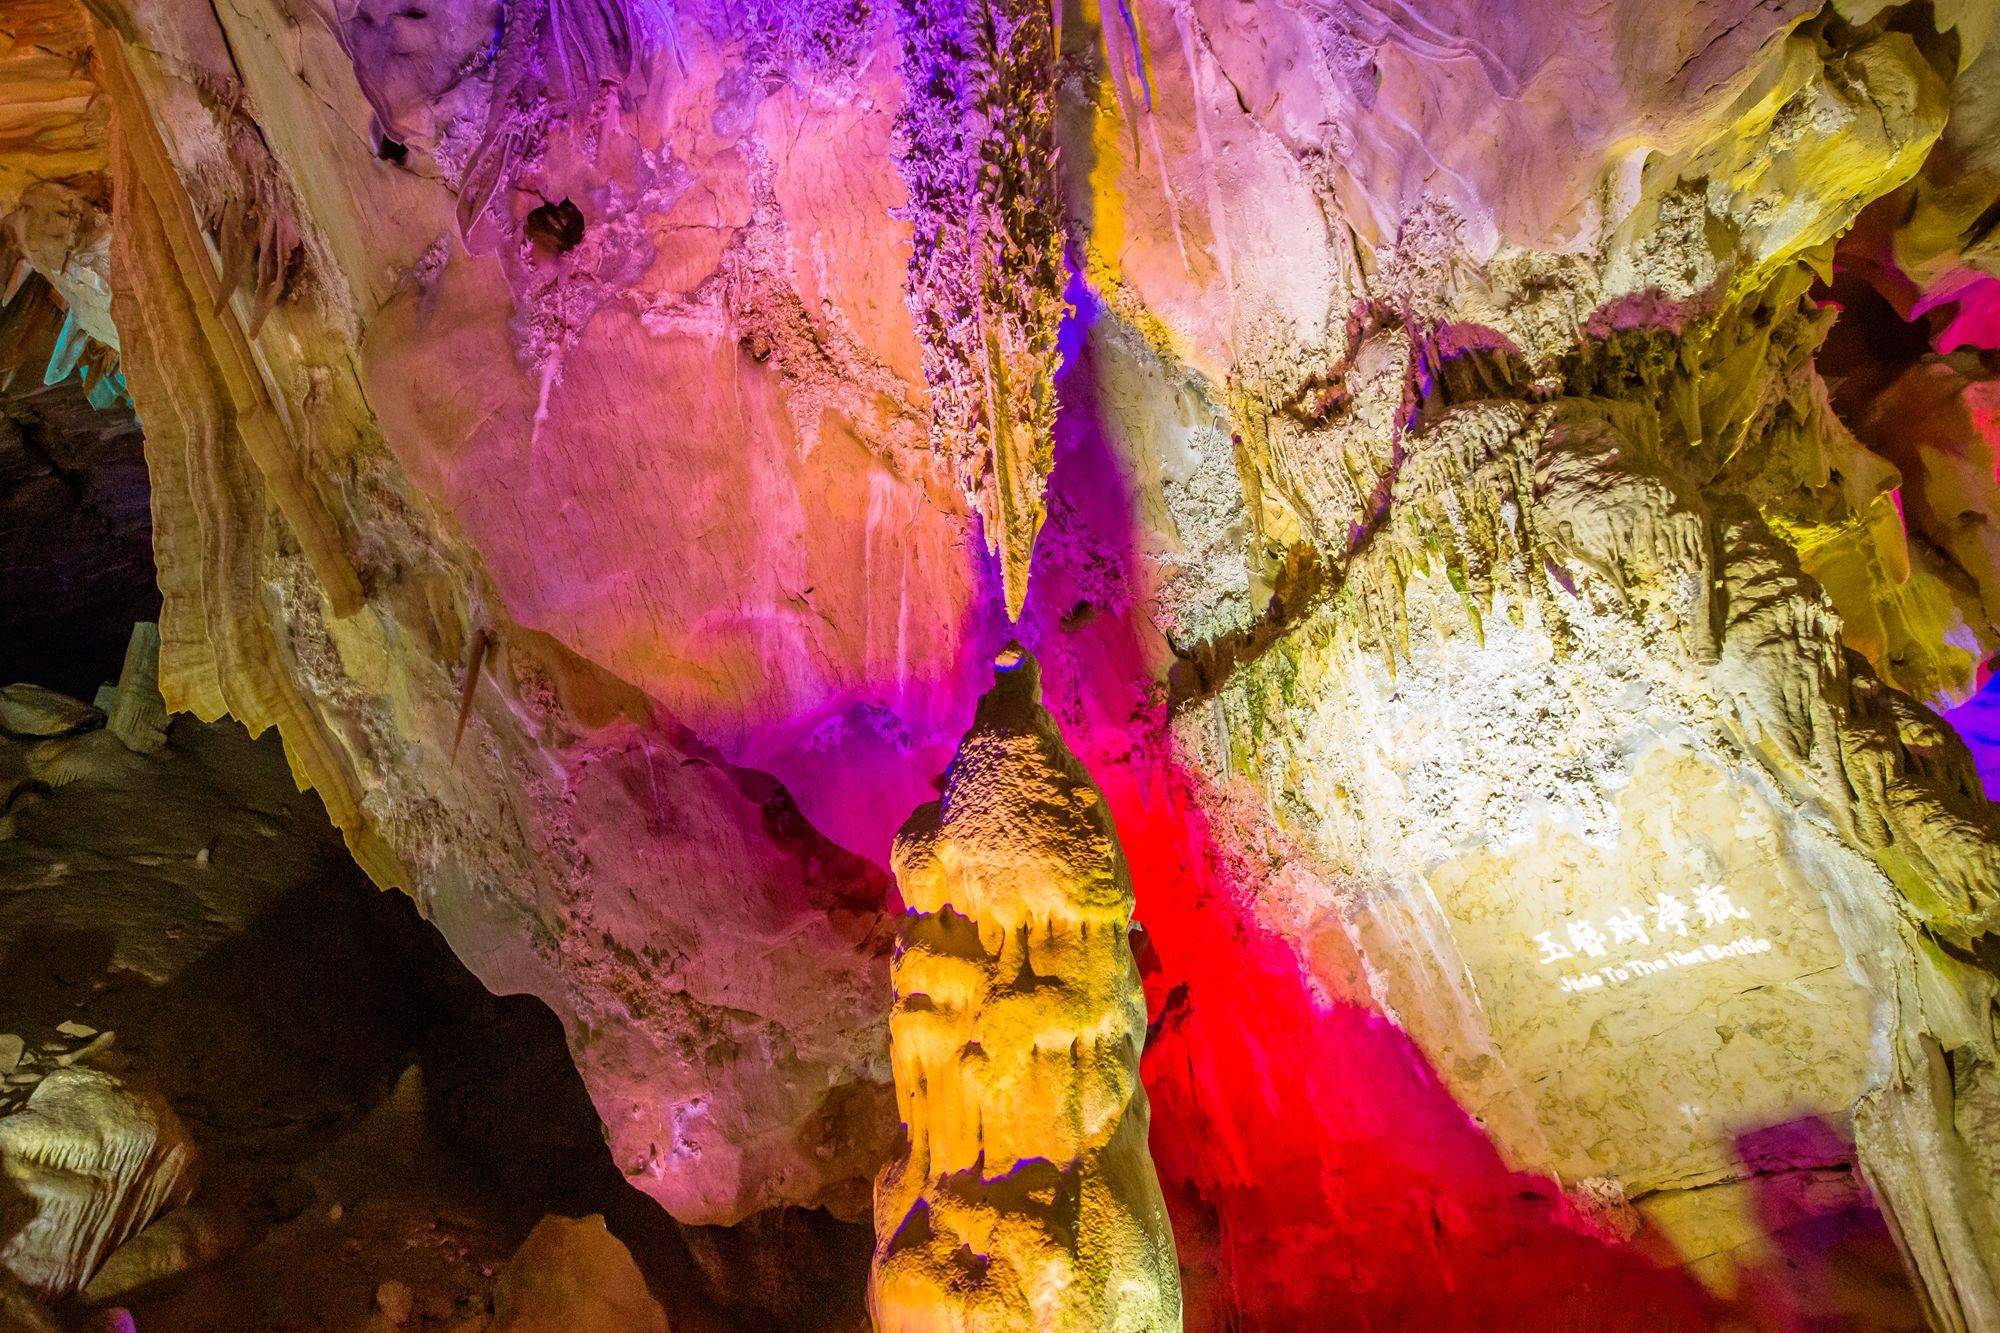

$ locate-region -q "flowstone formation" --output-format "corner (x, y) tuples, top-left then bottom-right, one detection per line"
(0, 1068), (198, 1298)
(873, 647), (1179, 1330)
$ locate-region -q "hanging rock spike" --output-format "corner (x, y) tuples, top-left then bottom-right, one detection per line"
(895, 0), (1070, 620)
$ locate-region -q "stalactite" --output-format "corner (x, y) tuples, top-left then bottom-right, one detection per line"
(894, 0), (1069, 620)
(872, 645), (1180, 1331)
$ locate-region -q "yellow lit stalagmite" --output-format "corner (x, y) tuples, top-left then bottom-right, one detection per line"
(871, 646), (1181, 1331)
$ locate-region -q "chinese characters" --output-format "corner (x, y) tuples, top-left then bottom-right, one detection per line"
(1534, 883), (1769, 994)
(1536, 884), (1751, 966)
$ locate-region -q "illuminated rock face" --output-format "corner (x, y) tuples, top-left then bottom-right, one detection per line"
(896, 0), (1068, 619)
(874, 647), (1180, 1331)
(15, 0), (2000, 1324)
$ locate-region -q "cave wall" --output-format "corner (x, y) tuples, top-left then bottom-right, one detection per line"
(16, 0), (2000, 1325)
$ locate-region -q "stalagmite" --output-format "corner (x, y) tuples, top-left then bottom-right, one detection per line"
(490, 1213), (669, 1333)
(102, 621), (168, 754)
(872, 645), (1180, 1331)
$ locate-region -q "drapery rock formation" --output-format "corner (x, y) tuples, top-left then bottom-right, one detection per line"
(873, 646), (1179, 1330)
(0, 1067), (198, 1298)
(8, 0), (2000, 1325)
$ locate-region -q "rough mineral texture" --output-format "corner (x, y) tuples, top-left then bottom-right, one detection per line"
(13, 0), (2000, 1326)
(895, 0), (1069, 618)
(102, 621), (169, 754)
(873, 647), (1179, 1330)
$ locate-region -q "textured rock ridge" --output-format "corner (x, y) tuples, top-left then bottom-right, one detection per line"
(1200, 378), (2000, 1321)
(873, 646), (1180, 1330)
(84, 0), (906, 1227)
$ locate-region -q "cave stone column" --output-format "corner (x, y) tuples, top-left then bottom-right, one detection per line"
(870, 646), (1181, 1331)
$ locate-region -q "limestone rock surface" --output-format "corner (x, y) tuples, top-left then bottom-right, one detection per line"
(0, 685), (101, 740)
(12, 0), (2000, 1326)
(873, 648), (1179, 1331)
(489, 1213), (668, 1333)
(79, 1204), (244, 1306)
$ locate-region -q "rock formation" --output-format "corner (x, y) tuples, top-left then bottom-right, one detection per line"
(0, 1067), (198, 1298)
(100, 621), (168, 754)
(490, 1213), (669, 1333)
(0, 683), (101, 739)
(0, 668), (861, 1328)
(5, 0), (2000, 1325)
(873, 646), (1179, 1330)
(896, 0), (1069, 619)
(80, 1205), (245, 1306)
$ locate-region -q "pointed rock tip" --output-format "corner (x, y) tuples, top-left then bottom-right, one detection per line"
(983, 642), (1044, 717)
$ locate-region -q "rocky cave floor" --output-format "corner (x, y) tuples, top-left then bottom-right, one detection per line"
(0, 659), (871, 1331)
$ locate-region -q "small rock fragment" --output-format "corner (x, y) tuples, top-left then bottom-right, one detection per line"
(55, 1022), (96, 1039)
(0, 1035), (22, 1076)
(376, 1278), (415, 1325)
(56, 1032), (115, 1067)
(490, 1214), (665, 1332)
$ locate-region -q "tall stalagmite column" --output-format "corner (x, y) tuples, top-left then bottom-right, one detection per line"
(871, 646), (1181, 1331)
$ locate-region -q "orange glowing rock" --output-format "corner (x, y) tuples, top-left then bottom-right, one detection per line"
(871, 645), (1180, 1331)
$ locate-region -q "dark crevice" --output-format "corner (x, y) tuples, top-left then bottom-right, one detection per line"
(0, 281), (156, 699)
